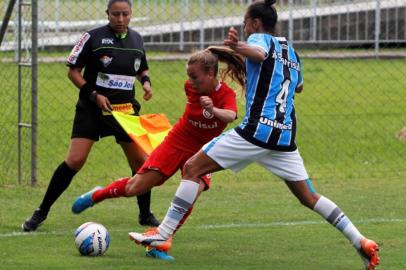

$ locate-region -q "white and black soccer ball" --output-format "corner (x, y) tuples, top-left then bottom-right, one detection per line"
(74, 222), (110, 256)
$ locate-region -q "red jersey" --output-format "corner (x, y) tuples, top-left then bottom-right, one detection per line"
(166, 80), (237, 154)
(138, 80), (237, 189)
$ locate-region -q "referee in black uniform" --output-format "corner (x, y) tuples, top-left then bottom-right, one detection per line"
(22, 0), (159, 231)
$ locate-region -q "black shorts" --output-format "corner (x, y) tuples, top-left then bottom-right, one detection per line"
(71, 98), (141, 143)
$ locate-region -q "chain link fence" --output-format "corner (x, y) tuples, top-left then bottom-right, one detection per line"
(0, 0), (405, 186)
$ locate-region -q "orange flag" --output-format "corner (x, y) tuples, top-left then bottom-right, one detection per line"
(112, 111), (172, 155)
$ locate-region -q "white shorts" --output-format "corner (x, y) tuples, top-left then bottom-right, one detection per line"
(203, 129), (309, 181)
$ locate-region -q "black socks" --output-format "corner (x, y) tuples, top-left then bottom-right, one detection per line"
(136, 190), (152, 217)
(39, 161), (77, 215)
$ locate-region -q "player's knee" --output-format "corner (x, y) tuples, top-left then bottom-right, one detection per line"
(65, 157), (86, 171)
(298, 192), (319, 209)
(182, 160), (201, 181)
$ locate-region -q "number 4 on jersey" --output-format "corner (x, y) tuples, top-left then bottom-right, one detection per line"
(275, 79), (290, 113)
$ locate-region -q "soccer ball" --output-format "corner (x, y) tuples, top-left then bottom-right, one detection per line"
(74, 222), (110, 256)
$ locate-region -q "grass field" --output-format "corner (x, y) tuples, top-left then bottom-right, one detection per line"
(1, 170), (406, 269)
(0, 56), (405, 269)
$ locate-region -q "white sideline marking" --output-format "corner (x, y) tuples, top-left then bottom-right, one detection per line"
(201, 218), (406, 229)
(1, 218), (405, 238)
(0, 231), (67, 237)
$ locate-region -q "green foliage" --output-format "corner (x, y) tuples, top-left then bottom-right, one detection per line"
(0, 56), (405, 269)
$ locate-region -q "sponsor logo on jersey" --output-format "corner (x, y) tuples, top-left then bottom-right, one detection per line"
(96, 72), (135, 91)
(101, 38), (114, 45)
(102, 103), (135, 115)
(203, 109), (214, 119)
(259, 116), (292, 130)
(188, 119), (218, 129)
(67, 32), (91, 64)
(271, 50), (300, 71)
(134, 58), (141, 72)
(100, 56), (113, 67)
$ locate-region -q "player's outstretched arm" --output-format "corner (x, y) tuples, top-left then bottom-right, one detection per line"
(224, 27), (266, 62)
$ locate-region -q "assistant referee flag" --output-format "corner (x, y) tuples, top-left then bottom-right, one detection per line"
(112, 111), (172, 155)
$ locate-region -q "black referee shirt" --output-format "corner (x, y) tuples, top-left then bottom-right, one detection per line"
(67, 24), (148, 103)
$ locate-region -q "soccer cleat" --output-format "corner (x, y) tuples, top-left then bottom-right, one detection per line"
(22, 208), (47, 232)
(145, 247), (174, 261)
(128, 227), (171, 250)
(138, 212), (160, 227)
(71, 186), (102, 214)
(357, 238), (380, 270)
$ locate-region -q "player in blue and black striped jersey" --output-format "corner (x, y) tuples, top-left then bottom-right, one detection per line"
(234, 29), (302, 151)
(127, 1), (379, 269)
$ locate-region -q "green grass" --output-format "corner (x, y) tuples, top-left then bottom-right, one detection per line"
(0, 56), (405, 269)
(1, 170), (406, 269)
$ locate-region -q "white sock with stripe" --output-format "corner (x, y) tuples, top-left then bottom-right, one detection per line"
(313, 196), (363, 249)
(158, 180), (199, 238)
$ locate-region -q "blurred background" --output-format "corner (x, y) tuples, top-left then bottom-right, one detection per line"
(0, 0), (405, 187)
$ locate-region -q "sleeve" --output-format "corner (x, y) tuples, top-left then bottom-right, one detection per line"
(221, 86), (238, 113)
(295, 52), (303, 87)
(136, 49), (149, 75)
(66, 32), (92, 68)
(247, 33), (270, 56)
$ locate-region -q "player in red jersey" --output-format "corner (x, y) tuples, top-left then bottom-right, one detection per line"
(72, 46), (245, 260)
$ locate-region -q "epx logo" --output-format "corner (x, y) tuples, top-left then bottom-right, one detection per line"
(102, 38), (114, 45)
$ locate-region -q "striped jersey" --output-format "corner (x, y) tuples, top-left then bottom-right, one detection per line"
(235, 33), (303, 151)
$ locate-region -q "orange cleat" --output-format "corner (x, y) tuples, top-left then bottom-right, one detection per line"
(357, 238), (380, 270)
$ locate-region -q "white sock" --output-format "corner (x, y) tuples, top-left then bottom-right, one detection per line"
(158, 180), (199, 238)
(313, 196), (363, 249)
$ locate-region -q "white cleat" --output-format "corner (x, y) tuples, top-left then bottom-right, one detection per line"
(128, 228), (170, 250)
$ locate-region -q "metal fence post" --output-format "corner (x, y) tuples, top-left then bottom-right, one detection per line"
(288, 0), (293, 42)
(311, 0), (317, 41)
(374, 0), (380, 57)
(179, 0), (187, 51)
(0, 0), (18, 46)
(55, 0), (60, 35)
(31, 0), (38, 186)
(17, 0), (22, 184)
(199, 0), (204, 49)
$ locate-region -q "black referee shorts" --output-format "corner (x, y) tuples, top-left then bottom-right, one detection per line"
(71, 98), (141, 143)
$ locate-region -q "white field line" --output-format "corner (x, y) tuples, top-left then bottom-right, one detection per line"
(201, 218), (406, 229)
(1, 217), (405, 238)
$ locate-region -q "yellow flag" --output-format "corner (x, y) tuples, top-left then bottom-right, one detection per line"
(112, 111), (172, 155)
